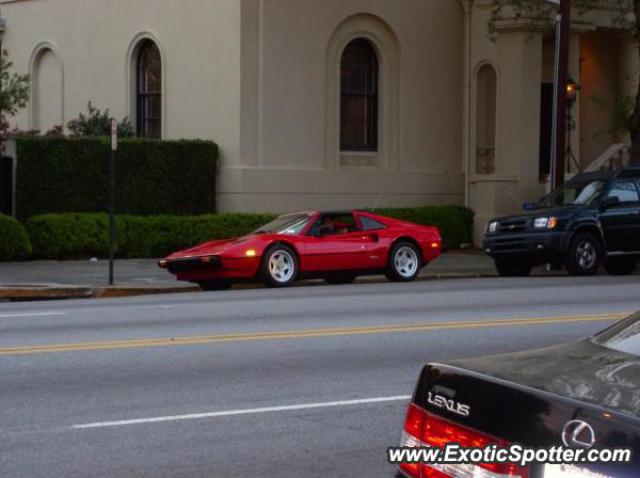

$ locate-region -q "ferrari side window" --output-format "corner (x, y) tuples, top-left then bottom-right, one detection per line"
(313, 214), (360, 236)
(359, 216), (386, 231)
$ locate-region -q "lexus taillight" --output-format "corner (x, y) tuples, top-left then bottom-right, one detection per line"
(399, 403), (529, 478)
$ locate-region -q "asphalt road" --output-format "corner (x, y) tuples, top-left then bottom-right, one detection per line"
(1, 276), (639, 477)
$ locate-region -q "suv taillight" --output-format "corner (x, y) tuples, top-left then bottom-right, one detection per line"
(399, 403), (529, 478)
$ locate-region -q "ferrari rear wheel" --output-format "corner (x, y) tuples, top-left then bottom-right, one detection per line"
(198, 280), (232, 291)
(386, 241), (421, 282)
(261, 244), (298, 287)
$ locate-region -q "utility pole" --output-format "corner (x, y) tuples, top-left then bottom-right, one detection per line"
(108, 119), (117, 285)
(551, 0), (571, 189)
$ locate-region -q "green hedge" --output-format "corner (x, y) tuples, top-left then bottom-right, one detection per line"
(374, 205), (474, 250)
(26, 213), (278, 259)
(0, 214), (32, 260)
(15, 137), (218, 219)
(24, 206), (473, 260)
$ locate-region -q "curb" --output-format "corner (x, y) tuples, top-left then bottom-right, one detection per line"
(0, 272), (501, 301)
(0, 285), (198, 301)
(4, 271), (578, 301)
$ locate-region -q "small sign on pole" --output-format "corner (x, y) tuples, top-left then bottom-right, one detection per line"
(111, 118), (118, 152)
(108, 119), (117, 285)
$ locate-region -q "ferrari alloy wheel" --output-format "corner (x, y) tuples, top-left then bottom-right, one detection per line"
(262, 245), (298, 287)
(564, 232), (602, 276)
(386, 241), (421, 282)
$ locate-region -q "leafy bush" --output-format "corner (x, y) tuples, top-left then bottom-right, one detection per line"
(373, 205), (474, 250)
(26, 213), (108, 259)
(0, 214), (32, 260)
(26, 213), (278, 259)
(66, 102), (134, 138)
(15, 136), (218, 218)
(23, 206), (472, 260)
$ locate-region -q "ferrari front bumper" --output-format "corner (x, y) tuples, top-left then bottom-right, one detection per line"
(159, 256), (221, 274)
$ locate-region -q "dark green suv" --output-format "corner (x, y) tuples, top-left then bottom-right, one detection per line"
(483, 168), (640, 276)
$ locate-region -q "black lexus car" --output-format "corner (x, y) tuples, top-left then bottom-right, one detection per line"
(396, 311), (640, 478)
(483, 167), (640, 277)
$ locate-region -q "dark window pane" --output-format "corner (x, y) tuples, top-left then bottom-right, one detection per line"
(360, 216), (386, 231)
(137, 40), (162, 138)
(608, 180), (640, 203)
(340, 39), (378, 151)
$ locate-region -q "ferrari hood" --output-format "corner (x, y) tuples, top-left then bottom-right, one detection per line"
(168, 236), (251, 258)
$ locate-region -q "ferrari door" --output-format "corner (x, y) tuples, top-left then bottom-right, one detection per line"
(301, 214), (369, 272)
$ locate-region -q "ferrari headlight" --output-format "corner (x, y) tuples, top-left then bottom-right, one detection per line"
(533, 217), (559, 230)
(486, 221), (498, 234)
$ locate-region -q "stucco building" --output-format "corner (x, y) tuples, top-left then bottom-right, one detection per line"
(2, 0), (637, 242)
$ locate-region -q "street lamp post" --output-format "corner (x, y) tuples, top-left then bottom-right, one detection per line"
(565, 76), (581, 174)
(550, 0), (572, 189)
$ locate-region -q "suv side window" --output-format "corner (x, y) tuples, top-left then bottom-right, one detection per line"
(607, 180), (640, 204)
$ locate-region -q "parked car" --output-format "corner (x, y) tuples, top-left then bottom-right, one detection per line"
(396, 311), (640, 478)
(159, 210), (441, 290)
(483, 167), (640, 276)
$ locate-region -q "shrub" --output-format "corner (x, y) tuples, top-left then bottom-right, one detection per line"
(15, 136), (218, 218)
(26, 213), (109, 259)
(373, 205), (474, 250)
(26, 213), (278, 259)
(0, 214), (32, 260)
(66, 102), (135, 138)
(23, 206), (472, 260)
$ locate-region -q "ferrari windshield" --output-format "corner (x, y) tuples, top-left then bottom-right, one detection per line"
(253, 214), (312, 235)
(537, 180), (605, 209)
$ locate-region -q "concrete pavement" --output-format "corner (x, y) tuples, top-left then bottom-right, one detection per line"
(2, 276), (639, 477)
(0, 251), (556, 300)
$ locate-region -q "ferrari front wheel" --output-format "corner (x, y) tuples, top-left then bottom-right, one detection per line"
(386, 241), (421, 282)
(261, 245), (298, 287)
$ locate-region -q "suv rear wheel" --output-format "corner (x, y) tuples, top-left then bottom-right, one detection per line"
(565, 232), (602, 276)
(604, 258), (637, 276)
(494, 260), (532, 277)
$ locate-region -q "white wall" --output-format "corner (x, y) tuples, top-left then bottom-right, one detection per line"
(3, 0), (466, 213)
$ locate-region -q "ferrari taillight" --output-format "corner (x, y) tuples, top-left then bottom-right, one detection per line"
(399, 403), (529, 478)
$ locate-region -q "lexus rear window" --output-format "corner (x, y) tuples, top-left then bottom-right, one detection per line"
(593, 312), (640, 356)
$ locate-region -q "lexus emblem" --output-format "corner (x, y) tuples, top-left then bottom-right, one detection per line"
(562, 420), (596, 448)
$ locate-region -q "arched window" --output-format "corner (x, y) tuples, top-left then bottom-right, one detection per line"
(340, 38), (378, 151)
(136, 40), (162, 138)
(31, 47), (63, 131)
(475, 64), (497, 175)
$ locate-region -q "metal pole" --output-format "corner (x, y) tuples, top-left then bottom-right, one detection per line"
(108, 120), (117, 285)
(549, 15), (561, 189)
(553, 0), (571, 189)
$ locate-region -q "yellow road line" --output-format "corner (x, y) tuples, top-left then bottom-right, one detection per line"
(0, 313), (626, 356)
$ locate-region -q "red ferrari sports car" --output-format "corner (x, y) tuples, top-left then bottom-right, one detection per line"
(159, 210), (442, 290)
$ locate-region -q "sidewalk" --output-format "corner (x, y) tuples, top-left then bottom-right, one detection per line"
(0, 251), (552, 301)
